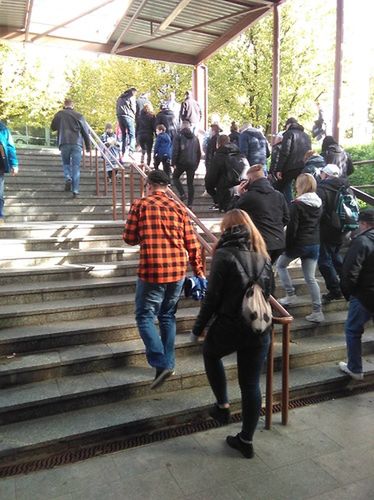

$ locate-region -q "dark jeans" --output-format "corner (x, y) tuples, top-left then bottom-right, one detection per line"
(154, 155), (171, 179)
(318, 242), (343, 295)
(138, 134), (154, 166)
(173, 163), (197, 206)
(203, 333), (270, 441)
(345, 297), (373, 373)
(60, 144), (83, 194)
(118, 115), (135, 154)
(275, 171), (299, 203)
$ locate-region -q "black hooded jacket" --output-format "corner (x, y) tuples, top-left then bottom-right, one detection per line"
(116, 90), (136, 120)
(277, 123), (311, 175)
(155, 109), (179, 141)
(341, 228), (374, 313)
(233, 178), (290, 251)
(192, 225), (274, 349)
(317, 176), (350, 245)
(172, 128), (201, 168)
(206, 142), (241, 190)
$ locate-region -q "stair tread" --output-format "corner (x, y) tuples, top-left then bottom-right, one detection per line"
(0, 355), (373, 458)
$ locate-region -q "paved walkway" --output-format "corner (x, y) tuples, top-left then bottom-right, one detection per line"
(0, 391), (373, 500)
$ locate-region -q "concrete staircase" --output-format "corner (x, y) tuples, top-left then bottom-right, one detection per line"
(0, 148), (373, 466)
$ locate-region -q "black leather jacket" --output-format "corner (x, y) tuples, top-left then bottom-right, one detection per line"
(51, 108), (90, 149)
(192, 226), (274, 341)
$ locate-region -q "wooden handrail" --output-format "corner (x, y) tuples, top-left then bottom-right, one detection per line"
(86, 123), (292, 428)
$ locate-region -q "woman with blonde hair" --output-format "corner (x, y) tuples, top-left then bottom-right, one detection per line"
(136, 102), (155, 166)
(277, 173), (324, 322)
(191, 209), (274, 458)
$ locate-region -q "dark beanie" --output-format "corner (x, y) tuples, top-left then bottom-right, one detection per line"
(359, 208), (374, 224)
(147, 170), (170, 186)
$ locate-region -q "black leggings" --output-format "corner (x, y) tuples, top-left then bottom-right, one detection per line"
(138, 134), (154, 166)
(203, 333), (270, 441)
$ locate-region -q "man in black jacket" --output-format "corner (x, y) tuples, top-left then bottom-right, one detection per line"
(339, 209), (374, 380)
(317, 164), (348, 303)
(276, 118), (311, 203)
(172, 120), (201, 208)
(232, 164), (290, 263)
(51, 98), (90, 197)
(155, 104), (179, 143)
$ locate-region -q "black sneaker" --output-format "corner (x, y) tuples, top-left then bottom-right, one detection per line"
(150, 368), (174, 390)
(322, 291), (343, 304)
(226, 434), (254, 459)
(209, 404), (230, 425)
(65, 179), (72, 191)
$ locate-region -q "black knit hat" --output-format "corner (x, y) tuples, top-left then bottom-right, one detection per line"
(147, 170), (170, 186)
(359, 208), (374, 224)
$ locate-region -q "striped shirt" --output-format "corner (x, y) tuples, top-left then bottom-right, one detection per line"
(123, 191), (204, 283)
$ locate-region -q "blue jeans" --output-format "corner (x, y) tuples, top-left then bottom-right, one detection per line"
(318, 242), (343, 295)
(135, 278), (184, 370)
(203, 333), (270, 441)
(0, 174), (4, 218)
(118, 116), (135, 154)
(60, 144), (83, 194)
(277, 245), (322, 311)
(345, 297), (373, 373)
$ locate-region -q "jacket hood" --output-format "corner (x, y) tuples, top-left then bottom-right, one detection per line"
(305, 155), (325, 168)
(288, 122), (304, 132)
(247, 177), (274, 195)
(327, 143), (343, 154)
(222, 142), (240, 155)
(180, 128), (194, 139)
(320, 176), (348, 190)
(294, 192), (322, 208)
(217, 225), (250, 250)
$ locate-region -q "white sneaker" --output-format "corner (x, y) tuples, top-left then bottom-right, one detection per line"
(305, 311), (325, 323)
(338, 361), (364, 381)
(278, 294), (297, 306)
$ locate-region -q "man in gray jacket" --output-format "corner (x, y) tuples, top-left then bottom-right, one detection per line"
(51, 98), (90, 198)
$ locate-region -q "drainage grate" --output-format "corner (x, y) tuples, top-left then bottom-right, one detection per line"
(0, 384), (372, 478)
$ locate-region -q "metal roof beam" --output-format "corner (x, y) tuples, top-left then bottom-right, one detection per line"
(195, 5), (269, 63)
(116, 6), (260, 55)
(111, 0), (150, 54)
(130, 15), (222, 37)
(31, 0), (116, 42)
(106, 0), (134, 43)
(158, 0), (193, 32)
(24, 0), (34, 42)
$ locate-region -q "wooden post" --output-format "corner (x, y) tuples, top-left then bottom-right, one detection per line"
(281, 323), (290, 425)
(265, 327), (274, 430)
(271, 3), (280, 143)
(332, 0), (344, 142)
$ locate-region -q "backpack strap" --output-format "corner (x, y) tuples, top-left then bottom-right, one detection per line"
(232, 249), (267, 288)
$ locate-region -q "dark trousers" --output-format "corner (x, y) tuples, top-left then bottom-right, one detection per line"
(138, 134), (154, 166)
(173, 163), (197, 206)
(203, 333), (270, 441)
(318, 242), (343, 295)
(154, 155), (171, 179)
(275, 170), (299, 203)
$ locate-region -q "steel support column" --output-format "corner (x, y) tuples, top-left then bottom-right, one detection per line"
(192, 64), (208, 131)
(332, 0), (344, 142)
(271, 2), (280, 143)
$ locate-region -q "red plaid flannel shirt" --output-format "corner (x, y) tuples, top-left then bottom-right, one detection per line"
(123, 191), (204, 283)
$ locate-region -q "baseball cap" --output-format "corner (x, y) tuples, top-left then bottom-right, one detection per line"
(359, 208), (374, 224)
(147, 170), (170, 186)
(321, 164), (340, 177)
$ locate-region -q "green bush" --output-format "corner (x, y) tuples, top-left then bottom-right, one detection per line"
(345, 143), (374, 191)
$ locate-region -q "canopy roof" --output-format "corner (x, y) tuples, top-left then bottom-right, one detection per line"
(0, 0), (278, 65)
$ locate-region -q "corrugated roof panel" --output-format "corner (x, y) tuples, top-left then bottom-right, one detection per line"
(0, 0), (26, 26)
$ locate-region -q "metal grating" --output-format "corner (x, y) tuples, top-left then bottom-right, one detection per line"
(0, 383), (372, 479)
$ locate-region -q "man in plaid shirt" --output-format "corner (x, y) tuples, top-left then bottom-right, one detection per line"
(123, 170), (205, 389)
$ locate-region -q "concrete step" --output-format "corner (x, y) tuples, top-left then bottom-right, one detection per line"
(0, 354), (373, 465)
(1, 333), (373, 426)
(0, 221), (129, 238)
(0, 274), (322, 306)
(0, 235), (129, 252)
(0, 306), (348, 357)
(0, 247), (135, 268)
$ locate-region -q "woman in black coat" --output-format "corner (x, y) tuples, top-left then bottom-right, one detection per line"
(136, 103), (156, 166)
(191, 209), (274, 458)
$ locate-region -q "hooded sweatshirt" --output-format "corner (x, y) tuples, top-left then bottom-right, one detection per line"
(285, 192), (322, 250)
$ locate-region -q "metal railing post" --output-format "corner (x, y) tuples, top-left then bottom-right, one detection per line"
(282, 323), (290, 425)
(121, 169), (126, 220)
(265, 327), (274, 430)
(112, 169), (117, 221)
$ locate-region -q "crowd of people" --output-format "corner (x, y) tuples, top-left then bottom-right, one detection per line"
(1, 89), (373, 460)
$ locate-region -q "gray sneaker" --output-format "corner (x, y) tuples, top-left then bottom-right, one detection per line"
(305, 311), (325, 323)
(150, 368), (175, 390)
(339, 362), (364, 381)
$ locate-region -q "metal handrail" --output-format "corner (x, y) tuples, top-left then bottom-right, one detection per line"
(352, 159), (374, 166)
(86, 123), (292, 428)
(351, 187), (374, 206)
